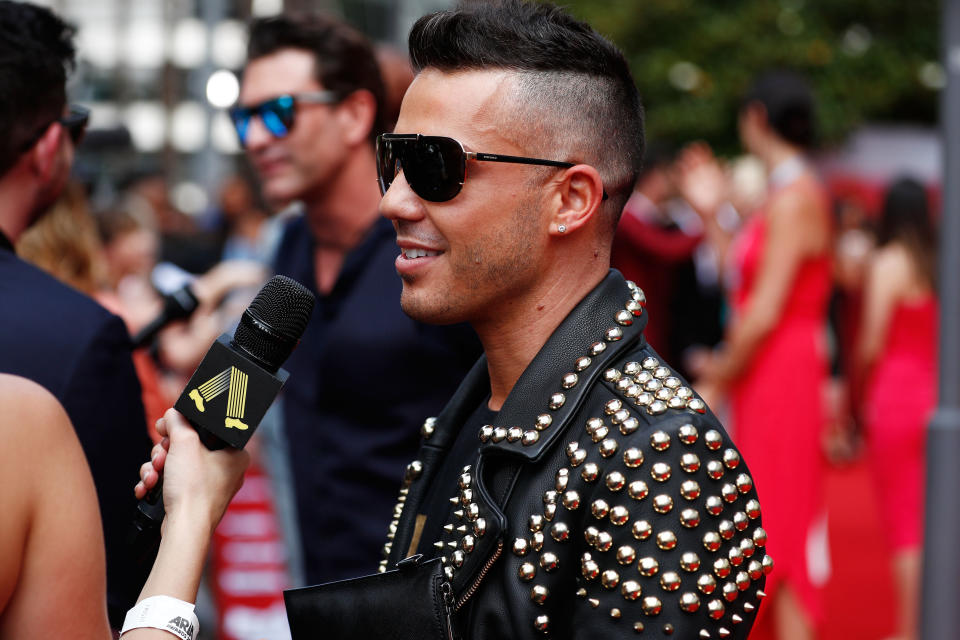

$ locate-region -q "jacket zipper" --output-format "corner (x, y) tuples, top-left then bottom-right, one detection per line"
(441, 581), (456, 640)
(454, 539), (504, 611)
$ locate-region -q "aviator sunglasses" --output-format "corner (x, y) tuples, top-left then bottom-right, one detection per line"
(377, 133), (608, 203)
(19, 104), (90, 152)
(229, 91), (339, 146)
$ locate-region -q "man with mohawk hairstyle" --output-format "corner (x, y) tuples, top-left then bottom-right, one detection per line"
(362, 1), (771, 638)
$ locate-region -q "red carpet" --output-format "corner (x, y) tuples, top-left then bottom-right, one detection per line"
(210, 464), (291, 640)
(750, 457), (898, 639)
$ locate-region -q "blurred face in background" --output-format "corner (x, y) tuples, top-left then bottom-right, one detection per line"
(103, 227), (158, 282)
(238, 48), (351, 207)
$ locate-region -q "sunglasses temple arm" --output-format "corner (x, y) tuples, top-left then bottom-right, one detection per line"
(467, 151), (606, 198)
(466, 151), (573, 169)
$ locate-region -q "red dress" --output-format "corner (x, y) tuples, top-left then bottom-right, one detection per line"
(729, 205), (832, 625)
(865, 295), (936, 551)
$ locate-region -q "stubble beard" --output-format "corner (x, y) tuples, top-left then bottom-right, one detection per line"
(399, 196), (541, 326)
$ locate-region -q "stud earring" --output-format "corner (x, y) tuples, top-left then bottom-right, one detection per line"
(558, 224), (567, 233)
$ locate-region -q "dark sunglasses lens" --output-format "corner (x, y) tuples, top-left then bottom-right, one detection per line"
(376, 136), (464, 202)
(61, 106), (89, 145)
(68, 122), (84, 144)
(376, 136), (398, 195)
(69, 112), (88, 145)
(405, 137), (463, 202)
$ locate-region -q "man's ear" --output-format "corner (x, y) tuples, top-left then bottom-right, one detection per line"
(335, 89), (378, 147)
(28, 123), (64, 182)
(548, 164), (605, 236)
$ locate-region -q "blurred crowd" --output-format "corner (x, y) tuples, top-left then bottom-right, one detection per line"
(0, 2), (940, 640)
(609, 71), (937, 640)
(16, 173), (278, 433)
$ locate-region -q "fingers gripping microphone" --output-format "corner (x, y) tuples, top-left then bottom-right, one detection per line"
(130, 275), (315, 559)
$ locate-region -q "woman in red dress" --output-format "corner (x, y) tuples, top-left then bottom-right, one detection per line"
(855, 177), (937, 640)
(679, 71), (832, 640)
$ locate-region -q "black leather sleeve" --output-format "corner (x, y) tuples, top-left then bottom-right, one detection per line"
(562, 404), (768, 640)
(492, 357), (769, 640)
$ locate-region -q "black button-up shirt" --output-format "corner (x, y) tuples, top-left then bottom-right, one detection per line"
(274, 214), (481, 585)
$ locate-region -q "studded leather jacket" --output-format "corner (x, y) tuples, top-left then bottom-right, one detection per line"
(382, 271), (769, 640)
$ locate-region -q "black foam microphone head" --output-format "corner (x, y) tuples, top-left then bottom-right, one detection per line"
(232, 275), (315, 372)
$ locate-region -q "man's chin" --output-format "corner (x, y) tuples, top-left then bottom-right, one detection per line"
(400, 289), (458, 326)
(261, 179), (302, 209)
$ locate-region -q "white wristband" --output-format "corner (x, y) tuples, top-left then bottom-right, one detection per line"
(120, 595), (200, 640)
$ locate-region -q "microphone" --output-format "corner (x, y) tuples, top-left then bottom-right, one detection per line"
(131, 284), (200, 349)
(130, 275), (315, 560)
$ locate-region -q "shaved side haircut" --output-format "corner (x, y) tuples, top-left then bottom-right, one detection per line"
(407, 0), (645, 233)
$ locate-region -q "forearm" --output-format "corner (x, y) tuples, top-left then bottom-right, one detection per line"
(141, 512), (214, 602)
(121, 513), (215, 639)
(123, 408), (249, 639)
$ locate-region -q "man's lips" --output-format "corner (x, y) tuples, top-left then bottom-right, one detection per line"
(254, 155), (288, 176)
(396, 236), (445, 260)
(400, 247), (442, 259)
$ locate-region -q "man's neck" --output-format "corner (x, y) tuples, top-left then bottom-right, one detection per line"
(300, 145), (383, 294)
(0, 175), (36, 246)
(477, 261), (608, 411)
(303, 145), (382, 250)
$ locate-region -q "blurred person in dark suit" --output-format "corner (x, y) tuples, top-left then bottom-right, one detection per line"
(231, 13), (480, 585)
(0, 0), (153, 627)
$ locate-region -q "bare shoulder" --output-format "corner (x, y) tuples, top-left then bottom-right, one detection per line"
(768, 173), (829, 226)
(0, 373), (48, 403)
(871, 243), (911, 280)
(0, 374), (68, 430)
(869, 243), (915, 296)
(0, 374), (109, 639)
(873, 243), (910, 268)
(0, 376), (71, 626)
(0, 376), (76, 482)
(766, 173), (831, 255)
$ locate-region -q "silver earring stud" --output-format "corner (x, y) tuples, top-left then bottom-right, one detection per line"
(558, 224), (567, 233)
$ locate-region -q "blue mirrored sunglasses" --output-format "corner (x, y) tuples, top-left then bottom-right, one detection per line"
(228, 91), (338, 146)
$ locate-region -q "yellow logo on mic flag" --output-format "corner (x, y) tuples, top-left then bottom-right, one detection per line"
(188, 366), (250, 430)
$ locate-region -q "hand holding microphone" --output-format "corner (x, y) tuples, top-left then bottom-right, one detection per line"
(130, 275), (315, 562)
(135, 409), (249, 536)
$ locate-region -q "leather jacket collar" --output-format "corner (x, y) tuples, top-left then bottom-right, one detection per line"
(386, 270), (648, 589)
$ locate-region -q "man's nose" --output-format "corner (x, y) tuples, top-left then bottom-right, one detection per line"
(379, 169), (425, 223)
(242, 115), (276, 151)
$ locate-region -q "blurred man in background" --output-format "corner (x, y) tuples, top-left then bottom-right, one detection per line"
(0, 0), (152, 627)
(231, 13), (480, 586)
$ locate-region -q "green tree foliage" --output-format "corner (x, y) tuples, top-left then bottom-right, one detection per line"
(565, 0), (940, 154)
